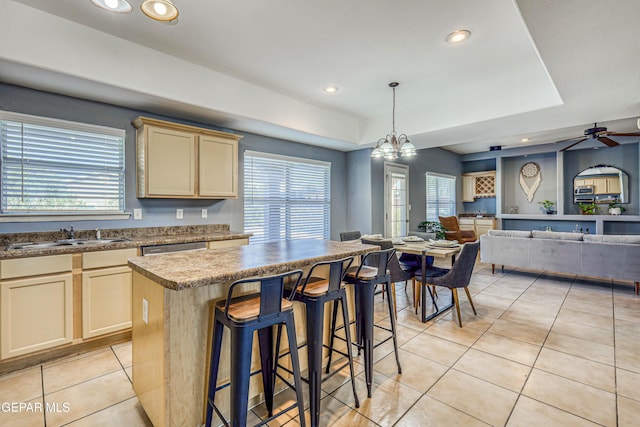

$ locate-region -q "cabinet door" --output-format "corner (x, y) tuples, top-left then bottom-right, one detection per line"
(82, 266), (132, 339)
(462, 176), (475, 202)
(146, 126), (196, 197)
(607, 177), (621, 194)
(592, 177), (607, 194)
(1, 273), (73, 359)
(458, 218), (475, 232)
(475, 219), (496, 237)
(198, 135), (238, 198)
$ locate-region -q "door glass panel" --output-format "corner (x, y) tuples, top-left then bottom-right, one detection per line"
(390, 172), (407, 238)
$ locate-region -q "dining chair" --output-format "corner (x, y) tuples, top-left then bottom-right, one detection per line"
(340, 230), (362, 241)
(423, 241), (479, 327)
(438, 216), (477, 244)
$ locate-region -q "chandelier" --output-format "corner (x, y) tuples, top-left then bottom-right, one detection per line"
(371, 82), (417, 160)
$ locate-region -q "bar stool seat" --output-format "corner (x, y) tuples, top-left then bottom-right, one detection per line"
(206, 270), (306, 427)
(345, 265), (387, 279)
(215, 297), (294, 322)
(274, 257), (359, 427)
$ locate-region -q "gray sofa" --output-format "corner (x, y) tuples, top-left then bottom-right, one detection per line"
(480, 229), (640, 294)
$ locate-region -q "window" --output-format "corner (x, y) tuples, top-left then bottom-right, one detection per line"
(244, 151), (330, 244)
(0, 112), (125, 214)
(426, 172), (456, 221)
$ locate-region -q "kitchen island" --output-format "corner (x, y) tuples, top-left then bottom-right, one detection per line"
(127, 239), (377, 427)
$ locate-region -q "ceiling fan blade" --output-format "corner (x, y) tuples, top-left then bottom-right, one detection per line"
(606, 132), (640, 137)
(554, 136), (583, 144)
(559, 138), (587, 151)
(598, 136), (620, 147)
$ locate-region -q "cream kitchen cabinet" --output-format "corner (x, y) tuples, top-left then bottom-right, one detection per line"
(458, 217), (497, 238)
(461, 171), (496, 200)
(462, 175), (475, 202)
(133, 116), (242, 199)
(82, 248), (137, 339)
(0, 255), (73, 359)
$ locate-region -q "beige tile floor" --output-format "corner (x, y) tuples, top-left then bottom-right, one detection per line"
(1, 262), (639, 426)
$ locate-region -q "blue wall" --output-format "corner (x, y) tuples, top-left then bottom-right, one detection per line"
(461, 159), (497, 215)
(0, 84), (348, 239)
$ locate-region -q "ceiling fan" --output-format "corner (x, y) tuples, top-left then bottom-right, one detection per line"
(557, 123), (640, 151)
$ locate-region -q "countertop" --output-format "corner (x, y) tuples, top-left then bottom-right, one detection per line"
(128, 239), (377, 291)
(0, 225), (250, 260)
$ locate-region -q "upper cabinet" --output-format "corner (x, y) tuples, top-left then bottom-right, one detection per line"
(462, 171), (496, 201)
(133, 117), (243, 199)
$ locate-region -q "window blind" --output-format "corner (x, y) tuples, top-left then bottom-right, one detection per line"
(244, 151), (330, 244)
(0, 112), (125, 213)
(426, 172), (456, 221)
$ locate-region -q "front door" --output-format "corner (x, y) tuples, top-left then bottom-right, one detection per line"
(384, 163), (409, 238)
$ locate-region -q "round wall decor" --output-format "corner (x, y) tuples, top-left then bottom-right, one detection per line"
(519, 161), (541, 203)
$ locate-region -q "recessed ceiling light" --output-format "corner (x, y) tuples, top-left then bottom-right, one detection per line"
(141, 0), (179, 22)
(323, 85), (339, 94)
(446, 29), (471, 44)
(90, 0), (132, 13)
(521, 138), (530, 143)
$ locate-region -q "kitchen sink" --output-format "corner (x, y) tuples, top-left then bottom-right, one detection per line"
(7, 238), (130, 250)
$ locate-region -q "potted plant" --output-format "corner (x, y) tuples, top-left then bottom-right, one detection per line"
(578, 202), (598, 215)
(538, 200), (555, 214)
(418, 221), (447, 240)
(608, 199), (625, 215)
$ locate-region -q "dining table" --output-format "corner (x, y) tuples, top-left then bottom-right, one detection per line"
(393, 239), (461, 322)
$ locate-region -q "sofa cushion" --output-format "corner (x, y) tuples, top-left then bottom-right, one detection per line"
(584, 234), (640, 244)
(532, 230), (583, 241)
(487, 230), (532, 238)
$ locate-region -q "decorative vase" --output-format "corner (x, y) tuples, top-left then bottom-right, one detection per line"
(609, 207), (622, 215)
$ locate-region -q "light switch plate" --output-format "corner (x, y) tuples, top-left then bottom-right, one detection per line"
(176, 209), (183, 219)
(201, 208), (208, 218)
(133, 208), (142, 220)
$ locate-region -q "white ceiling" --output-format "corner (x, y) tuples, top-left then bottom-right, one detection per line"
(1, 0), (639, 154)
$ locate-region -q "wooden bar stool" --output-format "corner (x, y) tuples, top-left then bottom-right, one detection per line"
(273, 257), (360, 427)
(337, 248), (402, 397)
(205, 270), (306, 427)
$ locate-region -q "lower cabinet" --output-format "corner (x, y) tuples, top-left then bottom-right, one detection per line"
(1, 272), (73, 359)
(458, 217), (497, 238)
(82, 248), (137, 339)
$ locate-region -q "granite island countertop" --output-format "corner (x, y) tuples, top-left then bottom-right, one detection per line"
(0, 225), (251, 259)
(128, 239), (378, 291)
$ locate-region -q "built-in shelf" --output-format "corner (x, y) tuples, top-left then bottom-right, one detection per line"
(498, 214), (640, 234)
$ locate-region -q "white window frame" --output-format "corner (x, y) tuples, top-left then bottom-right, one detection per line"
(425, 172), (457, 221)
(244, 150), (331, 244)
(0, 111), (129, 222)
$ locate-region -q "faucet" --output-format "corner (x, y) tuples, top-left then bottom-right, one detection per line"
(60, 225), (75, 240)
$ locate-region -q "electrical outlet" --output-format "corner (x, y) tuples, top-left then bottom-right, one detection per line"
(134, 208), (142, 220)
(142, 298), (149, 324)
(201, 208), (208, 219)
(176, 209), (183, 219)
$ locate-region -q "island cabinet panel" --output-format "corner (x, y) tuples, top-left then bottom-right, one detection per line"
(199, 135), (238, 198)
(1, 273), (73, 359)
(82, 249), (137, 339)
(134, 116), (242, 199)
(207, 237), (249, 250)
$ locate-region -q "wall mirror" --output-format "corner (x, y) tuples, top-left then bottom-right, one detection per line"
(573, 165), (628, 204)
